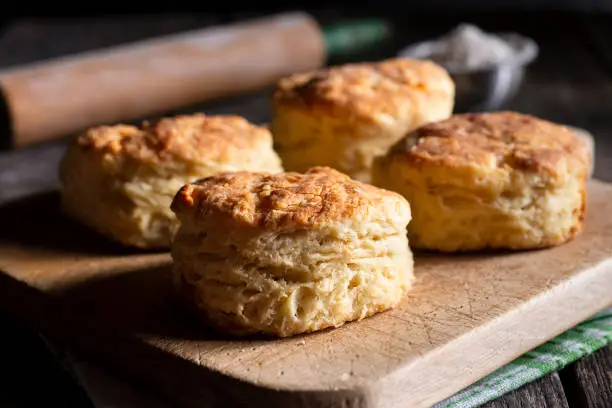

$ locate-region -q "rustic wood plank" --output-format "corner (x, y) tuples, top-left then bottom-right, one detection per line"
(8, 121), (604, 408)
(1, 180), (611, 408)
(481, 373), (569, 408)
(0, 126), (599, 408)
(574, 345), (612, 408)
(560, 344), (612, 408)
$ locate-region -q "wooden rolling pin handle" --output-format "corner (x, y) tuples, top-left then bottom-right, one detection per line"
(0, 12), (326, 148)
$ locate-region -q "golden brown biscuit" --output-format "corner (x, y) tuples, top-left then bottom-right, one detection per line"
(170, 167), (413, 337)
(59, 114), (283, 249)
(270, 58), (455, 182)
(372, 111), (591, 252)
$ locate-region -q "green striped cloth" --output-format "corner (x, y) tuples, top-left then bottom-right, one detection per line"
(435, 308), (612, 408)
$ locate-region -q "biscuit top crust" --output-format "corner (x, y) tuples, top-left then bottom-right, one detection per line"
(387, 111), (590, 178)
(171, 167), (410, 231)
(74, 114), (271, 163)
(272, 58), (454, 122)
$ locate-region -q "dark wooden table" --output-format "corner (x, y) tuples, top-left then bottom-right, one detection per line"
(0, 9), (611, 408)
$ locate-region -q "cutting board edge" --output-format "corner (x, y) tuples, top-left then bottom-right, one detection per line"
(186, 179), (612, 395)
(371, 256), (612, 408)
(2, 181), (612, 408)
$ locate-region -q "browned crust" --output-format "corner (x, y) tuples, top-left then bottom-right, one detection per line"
(272, 58), (454, 123)
(171, 166), (407, 231)
(74, 113), (271, 163)
(387, 112), (591, 179)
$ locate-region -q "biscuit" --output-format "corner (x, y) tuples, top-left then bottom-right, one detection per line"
(270, 58), (455, 183)
(59, 114), (283, 249)
(170, 167), (413, 337)
(568, 126), (595, 178)
(371, 112), (591, 252)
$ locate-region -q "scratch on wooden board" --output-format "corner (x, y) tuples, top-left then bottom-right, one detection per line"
(417, 314), (434, 345)
(305, 343), (319, 379)
(366, 321), (411, 344)
(246, 344), (303, 370)
(463, 282), (475, 318)
(196, 343), (202, 366)
(358, 325), (411, 358)
(255, 359), (263, 384)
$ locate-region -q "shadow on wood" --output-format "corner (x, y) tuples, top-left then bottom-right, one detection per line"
(51, 261), (246, 342)
(0, 271), (369, 408)
(0, 190), (154, 256)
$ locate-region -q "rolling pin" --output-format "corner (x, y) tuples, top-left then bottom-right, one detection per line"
(0, 12), (390, 149)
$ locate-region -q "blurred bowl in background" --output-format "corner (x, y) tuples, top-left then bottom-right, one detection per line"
(398, 33), (539, 113)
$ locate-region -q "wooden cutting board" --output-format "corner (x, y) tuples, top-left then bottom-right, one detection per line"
(1, 181), (611, 408)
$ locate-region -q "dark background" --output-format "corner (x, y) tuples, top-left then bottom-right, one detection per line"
(2, 5), (612, 171)
(1, 3), (611, 407)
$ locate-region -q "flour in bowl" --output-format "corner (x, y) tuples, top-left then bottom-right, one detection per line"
(400, 24), (519, 71)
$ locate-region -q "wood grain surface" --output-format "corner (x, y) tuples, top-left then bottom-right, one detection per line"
(481, 374), (569, 408)
(0, 179), (611, 407)
(561, 346), (612, 408)
(573, 347), (612, 407)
